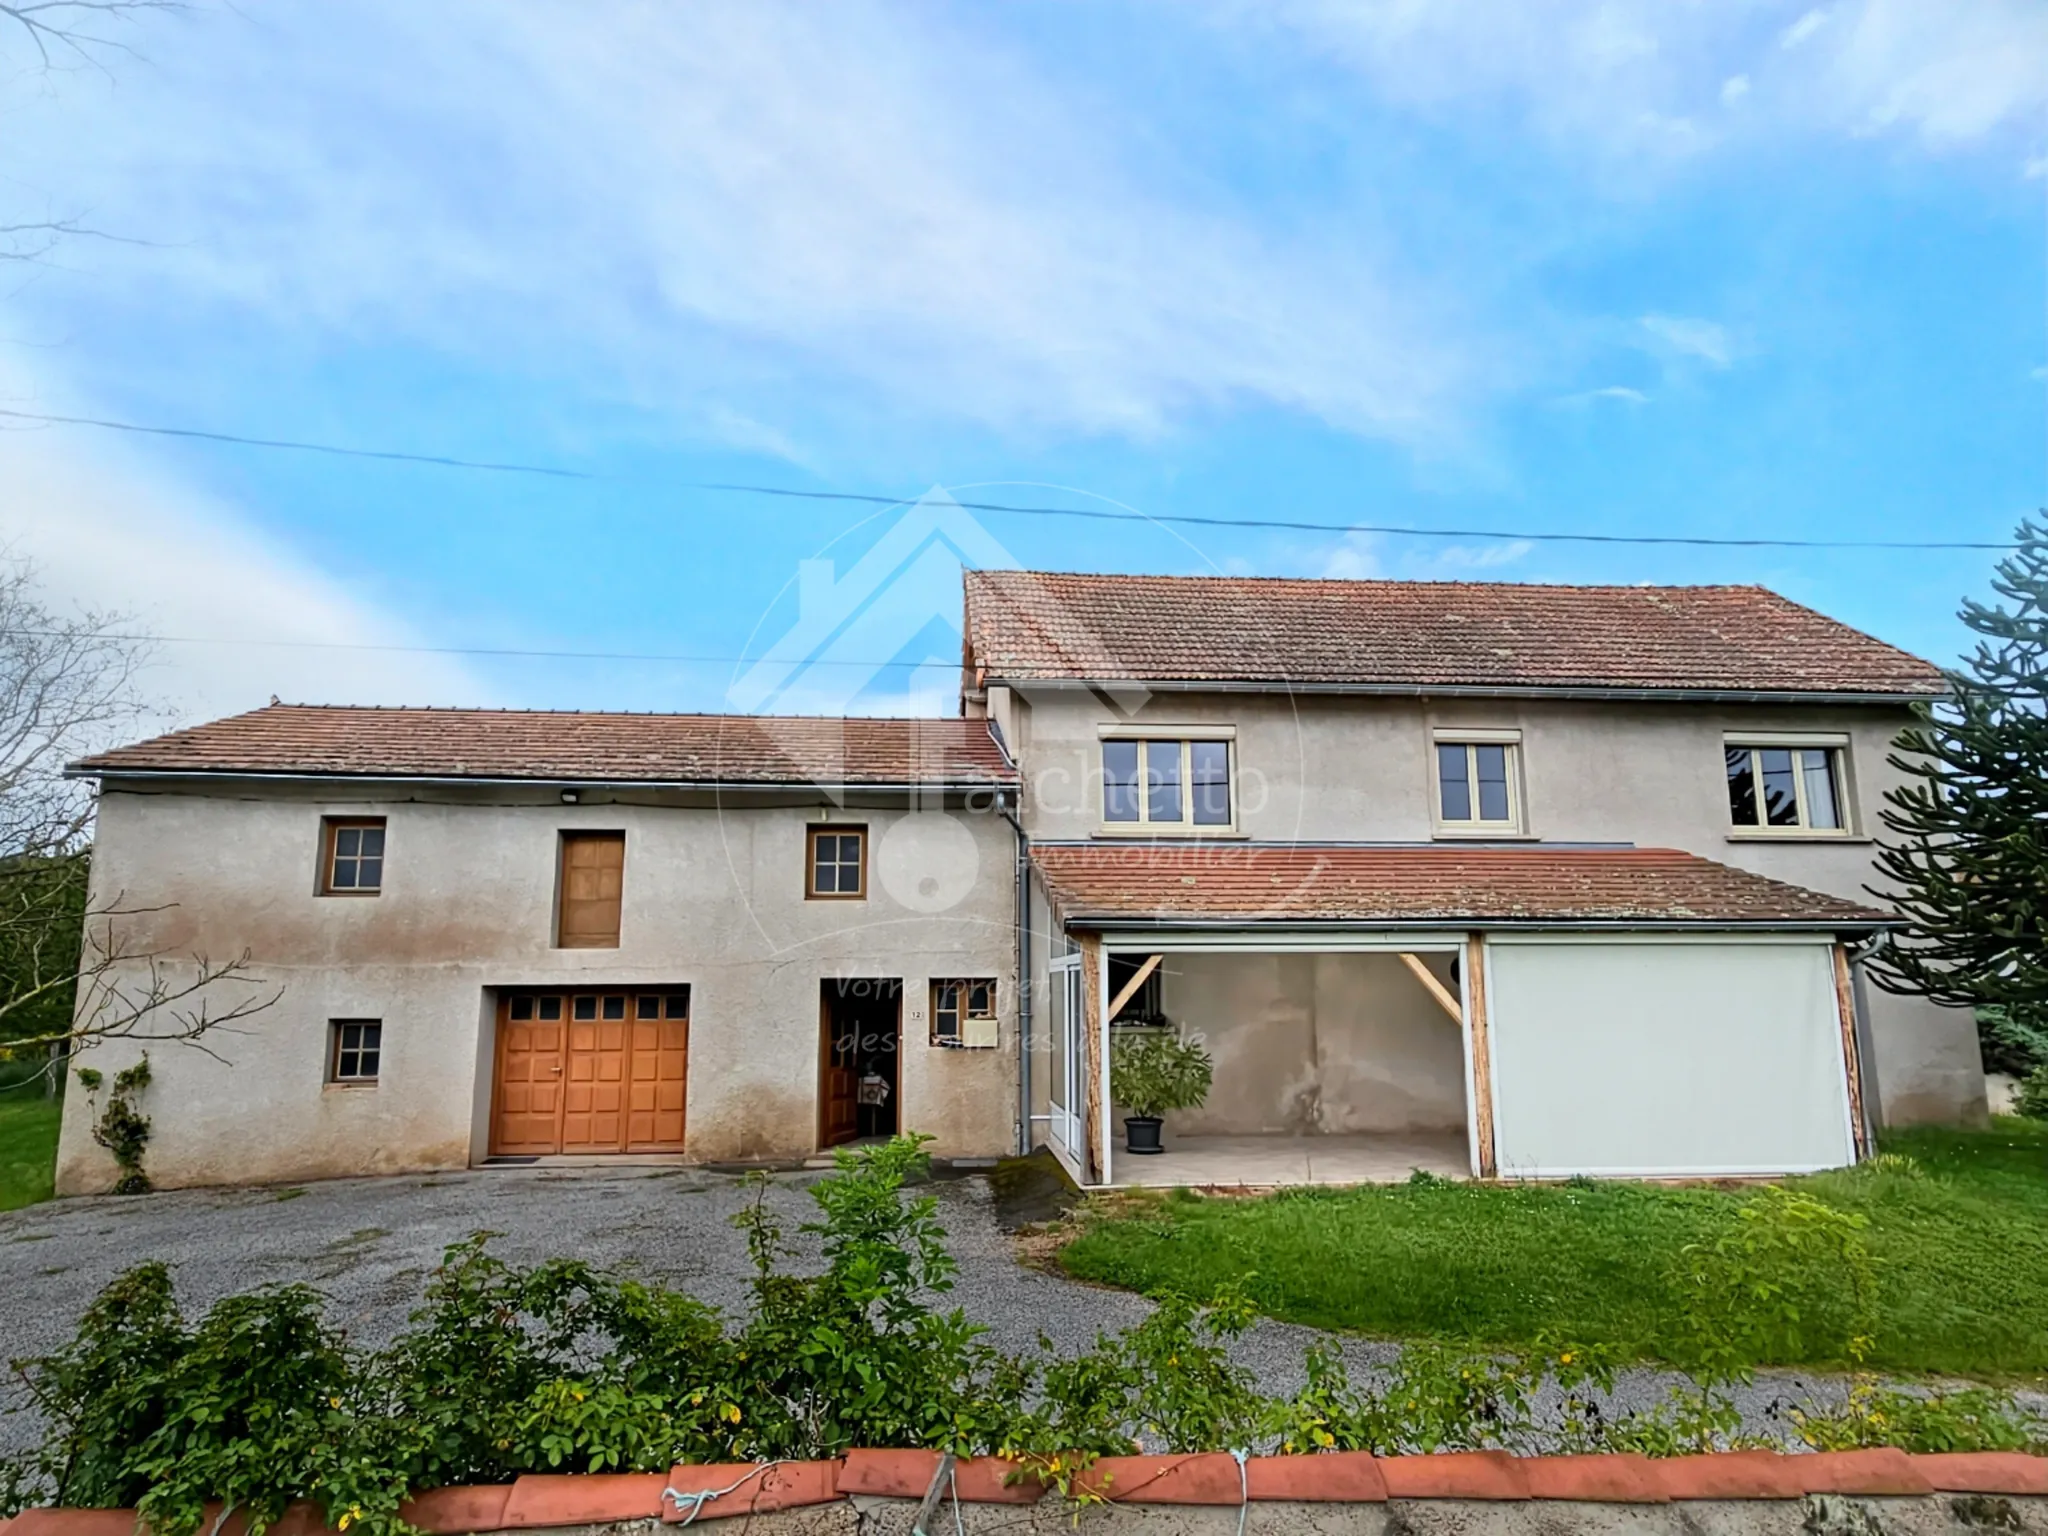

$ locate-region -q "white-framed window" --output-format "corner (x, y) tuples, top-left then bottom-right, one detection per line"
(1725, 741), (1850, 834)
(1100, 736), (1234, 831)
(1433, 736), (1523, 833)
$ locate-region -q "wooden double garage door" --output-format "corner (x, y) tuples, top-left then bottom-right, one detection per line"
(491, 988), (690, 1155)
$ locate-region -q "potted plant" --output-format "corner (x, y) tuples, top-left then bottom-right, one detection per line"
(1110, 1028), (1213, 1154)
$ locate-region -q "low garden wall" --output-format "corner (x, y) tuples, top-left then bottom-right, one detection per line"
(7, 1451), (2048, 1535)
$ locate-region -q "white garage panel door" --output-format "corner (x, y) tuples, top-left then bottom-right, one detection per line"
(1487, 940), (1855, 1178)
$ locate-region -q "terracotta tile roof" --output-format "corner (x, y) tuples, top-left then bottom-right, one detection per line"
(73, 704), (1018, 786)
(1033, 842), (1891, 927)
(965, 570), (1944, 697)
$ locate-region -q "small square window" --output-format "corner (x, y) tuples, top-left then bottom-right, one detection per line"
(573, 995), (598, 1021)
(637, 994), (661, 1020)
(509, 995), (534, 1021)
(1434, 741), (1522, 832)
(321, 818), (387, 895)
(665, 991), (690, 1019)
(931, 978), (997, 1047)
(807, 826), (867, 899)
(537, 996), (563, 1021)
(329, 1020), (381, 1083)
(601, 995), (626, 1020)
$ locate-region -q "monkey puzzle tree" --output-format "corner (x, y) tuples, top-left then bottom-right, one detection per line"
(1869, 516), (2048, 1078)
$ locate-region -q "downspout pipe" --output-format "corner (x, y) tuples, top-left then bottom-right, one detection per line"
(998, 789), (1031, 1156)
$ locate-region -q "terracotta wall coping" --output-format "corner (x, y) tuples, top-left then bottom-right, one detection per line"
(3, 1449), (2043, 1532)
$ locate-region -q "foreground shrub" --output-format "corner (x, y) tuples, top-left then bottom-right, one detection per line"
(3, 1138), (2043, 1530)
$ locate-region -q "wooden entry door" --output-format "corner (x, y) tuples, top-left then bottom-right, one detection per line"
(818, 979), (900, 1151)
(491, 989), (689, 1155)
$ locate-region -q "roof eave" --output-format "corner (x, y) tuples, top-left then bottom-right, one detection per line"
(985, 675), (1944, 706)
(71, 766), (1018, 792)
(1052, 912), (1900, 933)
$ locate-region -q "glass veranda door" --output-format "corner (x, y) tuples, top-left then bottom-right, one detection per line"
(1048, 953), (1083, 1157)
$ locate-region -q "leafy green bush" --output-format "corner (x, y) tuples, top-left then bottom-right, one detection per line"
(2014, 1064), (2048, 1121)
(4, 1138), (2044, 1530)
(1110, 1030), (1213, 1119)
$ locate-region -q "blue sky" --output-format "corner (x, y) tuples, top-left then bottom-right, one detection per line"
(1, 0), (2043, 723)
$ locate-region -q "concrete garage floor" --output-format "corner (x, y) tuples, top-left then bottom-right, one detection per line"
(0, 1163), (1851, 1456)
(1111, 1131), (1470, 1188)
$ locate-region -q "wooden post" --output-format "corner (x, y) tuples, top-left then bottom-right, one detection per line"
(1398, 952), (1463, 1023)
(1832, 943), (1871, 1161)
(1079, 934), (1105, 1185)
(1464, 933), (1497, 1178)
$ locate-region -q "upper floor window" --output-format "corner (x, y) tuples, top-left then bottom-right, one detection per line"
(558, 831), (625, 947)
(1726, 742), (1847, 833)
(1435, 739), (1522, 833)
(321, 818), (385, 894)
(1101, 737), (1233, 830)
(808, 825), (867, 899)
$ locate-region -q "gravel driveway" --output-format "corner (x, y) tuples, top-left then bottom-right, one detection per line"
(0, 1163), (1856, 1454)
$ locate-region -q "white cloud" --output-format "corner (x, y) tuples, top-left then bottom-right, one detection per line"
(1559, 384), (1650, 406)
(1, 1), (1469, 448)
(0, 369), (488, 723)
(1233, 0), (2048, 161)
(1315, 531), (1384, 580)
(1640, 314), (1736, 368)
(1431, 539), (1535, 570)
(1780, 9), (1830, 49)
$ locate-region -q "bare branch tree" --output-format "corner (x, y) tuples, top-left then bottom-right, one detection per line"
(0, 561), (280, 1072)
(0, 1), (183, 73)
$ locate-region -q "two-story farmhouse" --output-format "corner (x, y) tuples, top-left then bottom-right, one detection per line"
(56, 570), (1982, 1195)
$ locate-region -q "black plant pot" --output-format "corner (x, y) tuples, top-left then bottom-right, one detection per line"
(1123, 1115), (1164, 1155)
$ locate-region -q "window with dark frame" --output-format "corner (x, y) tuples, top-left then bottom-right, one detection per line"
(1435, 742), (1518, 830)
(329, 1020), (381, 1083)
(322, 818), (386, 894)
(931, 978), (996, 1046)
(1725, 745), (1846, 832)
(808, 826), (867, 898)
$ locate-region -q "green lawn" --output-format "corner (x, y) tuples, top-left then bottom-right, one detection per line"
(1057, 1121), (2048, 1381)
(0, 1090), (61, 1212)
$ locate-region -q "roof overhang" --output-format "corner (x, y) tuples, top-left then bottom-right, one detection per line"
(75, 767), (1018, 794)
(987, 675), (1944, 707)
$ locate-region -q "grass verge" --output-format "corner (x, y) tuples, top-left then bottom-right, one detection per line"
(1055, 1120), (2048, 1380)
(0, 1090), (61, 1212)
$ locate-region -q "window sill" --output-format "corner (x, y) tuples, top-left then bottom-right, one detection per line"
(318, 890), (381, 899)
(1092, 827), (1248, 840)
(1431, 828), (1538, 841)
(323, 1081), (378, 1091)
(1725, 832), (1872, 845)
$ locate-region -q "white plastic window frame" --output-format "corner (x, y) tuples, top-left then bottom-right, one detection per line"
(1722, 735), (1855, 837)
(1096, 725), (1238, 835)
(1430, 729), (1525, 836)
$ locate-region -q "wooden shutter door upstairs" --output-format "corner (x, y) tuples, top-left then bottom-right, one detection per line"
(559, 833), (625, 948)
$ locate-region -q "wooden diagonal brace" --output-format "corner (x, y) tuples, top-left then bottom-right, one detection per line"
(1399, 951), (1463, 1022)
(1105, 953), (1163, 1021)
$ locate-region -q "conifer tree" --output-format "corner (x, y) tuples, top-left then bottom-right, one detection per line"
(1870, 516), (2048, 1075)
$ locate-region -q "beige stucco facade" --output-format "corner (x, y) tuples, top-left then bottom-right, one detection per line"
(57, 780), (1019, 1194)
(991, 682), (1986, 1129)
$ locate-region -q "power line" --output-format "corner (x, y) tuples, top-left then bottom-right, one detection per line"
(0, 408), (592, 479)
(0, 405), (2019, 551)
